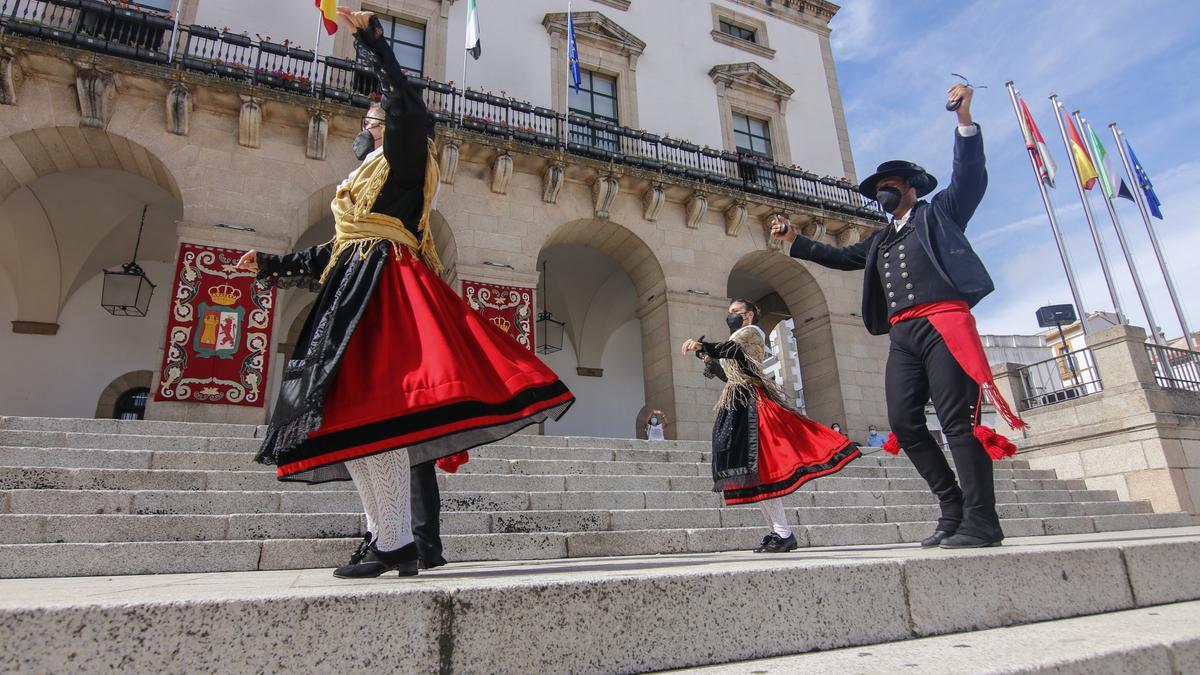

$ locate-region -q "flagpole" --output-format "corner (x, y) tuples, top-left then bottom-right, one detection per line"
(1110, 123), (1196, 351)
(460, 1), (470, 123)
(312, 15), (323, 94)
(1049, 94), (1126, 325)
(1074, 112), (1162, 345)
(1004, 82), (1090, 334)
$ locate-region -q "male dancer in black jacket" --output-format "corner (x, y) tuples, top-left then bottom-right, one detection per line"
(770, 83), (1026, 549)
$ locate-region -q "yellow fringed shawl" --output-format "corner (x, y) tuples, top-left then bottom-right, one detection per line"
(319, 145), (442, 284)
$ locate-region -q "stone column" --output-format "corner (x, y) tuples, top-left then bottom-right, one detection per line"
(1085, 323), (1157, 389)
(655, 293), (732, 441)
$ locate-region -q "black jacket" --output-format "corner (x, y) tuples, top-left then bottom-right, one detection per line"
(788, 127), (992, 335)
(252, 24), (431, 479)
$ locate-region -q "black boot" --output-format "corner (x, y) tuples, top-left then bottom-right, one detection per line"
(334, 542), (419, 578)
(419, 555), (448, 570)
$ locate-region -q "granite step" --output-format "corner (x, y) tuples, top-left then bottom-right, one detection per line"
(0, 446), (1061, 481)
(2, 529), (1198, 672)
(683, 600), (1200, 674)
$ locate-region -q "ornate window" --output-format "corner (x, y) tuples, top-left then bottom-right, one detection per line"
(569, 70), (620, 152)
(710, 4), (775, 59)
(710, 62), (795, 165)
(719, 20), (756, 43)
(543, 11), (645, 129)
(733, 113), (771, 159)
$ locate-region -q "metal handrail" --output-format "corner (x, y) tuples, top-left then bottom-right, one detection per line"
(1145, 343), (1200, 393)
(0, 0), (884, 220)
(1014, 347), (1103, 410)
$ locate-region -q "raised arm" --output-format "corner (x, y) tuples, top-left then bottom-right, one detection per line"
(770, 214), (871, 270)
(235, 244), (332, 290)
(930, 83), (987, 228)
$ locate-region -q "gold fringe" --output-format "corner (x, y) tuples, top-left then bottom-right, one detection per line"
(319, 145), (444, 284)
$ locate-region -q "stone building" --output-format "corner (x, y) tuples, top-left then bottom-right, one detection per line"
(0, 0), (890, 441)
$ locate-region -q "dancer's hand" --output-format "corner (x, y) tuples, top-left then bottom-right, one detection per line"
(681, 339), (703, 355)
(769, 214), (798, 244)
(236, 250), (259, 273)
(948, 83), (974, 126)
(336, 7), (375, 32)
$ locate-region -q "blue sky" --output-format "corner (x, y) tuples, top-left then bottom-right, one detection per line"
(829, 0), (1200, 339)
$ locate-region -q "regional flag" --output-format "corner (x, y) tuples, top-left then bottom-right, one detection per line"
(1018, 98), (1056, 188)
(567, 2), (582, 93)
(315, 0), (337, 35)
(1127, 140), (1164, 219)
(465, 0), (481, 60)
(1085, 123), (1134, 201)
(1066, 114), (1099, 190)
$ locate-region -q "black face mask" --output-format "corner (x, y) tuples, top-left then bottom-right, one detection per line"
(876, 186), (902, 214)
(352, 130), (376, 161)
(726, 313), (745, 334)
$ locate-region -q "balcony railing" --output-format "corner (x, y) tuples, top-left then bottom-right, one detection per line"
(1015, 348), (1103, 410)
(0, 0), (884, 220)
(1146, 343), (1200, 393)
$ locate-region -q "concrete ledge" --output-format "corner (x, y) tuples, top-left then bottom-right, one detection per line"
(2, 529), (1199, 673)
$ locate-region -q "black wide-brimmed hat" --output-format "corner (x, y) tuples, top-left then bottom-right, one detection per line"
(858, 160), (937, 200)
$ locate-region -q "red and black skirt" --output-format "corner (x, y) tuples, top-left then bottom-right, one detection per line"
(277, 248), (574, 480)
(714, 392), (859, 505)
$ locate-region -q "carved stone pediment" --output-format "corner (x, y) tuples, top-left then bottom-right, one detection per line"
(708, 62), (795, 101)
(542, 11), (646, 57)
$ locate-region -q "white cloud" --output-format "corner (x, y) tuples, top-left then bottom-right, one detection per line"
(829, 0), (886, 62)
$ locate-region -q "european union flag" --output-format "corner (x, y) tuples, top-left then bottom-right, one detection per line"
(567, 4), (581, 93)
(1127, 140), (1164, 219)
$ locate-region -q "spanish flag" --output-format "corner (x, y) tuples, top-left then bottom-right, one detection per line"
(315, 0), (337, 35)
(1066, 113), (1098, 190)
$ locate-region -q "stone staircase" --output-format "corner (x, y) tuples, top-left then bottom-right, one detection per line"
(0, 415), (1192, 578)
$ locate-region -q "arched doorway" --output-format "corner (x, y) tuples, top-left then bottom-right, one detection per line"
(727, 250), (845, 430)
(537, 219), (668, 438)
(0, 128), (181, 418)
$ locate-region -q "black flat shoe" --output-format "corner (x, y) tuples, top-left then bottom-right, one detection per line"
(939, 533), (1002, 549)
(921, 530), (955, 548)
(334, 542), (419, 578)
(754, 533), (798, 553)
(419, 556), (448, 570)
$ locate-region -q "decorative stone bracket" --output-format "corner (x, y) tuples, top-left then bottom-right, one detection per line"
(439, 140), (460, 184)
(542, 161), (565, 203)
(306, 110), (329, 160)
(685, 191), (708, 229)
(165, 83), (191, 136)
(238, 95), (262, 149)
(0, 51), (22, 106)
(724, 201), (747, 237)
(802, 217), (826, 241)
(836, 225), (861, 247)
(642, 184), (665, 222)
(592, 173), (620, 219)
(490, 152), (514, 194)
(76, 69), (115, 128)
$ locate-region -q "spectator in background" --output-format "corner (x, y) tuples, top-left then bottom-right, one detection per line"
(645, 409), (668, 441)
(865, 425), (885, 448)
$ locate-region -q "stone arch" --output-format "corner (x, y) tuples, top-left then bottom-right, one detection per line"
(0, 127), (181, 204)
(94, 370), (154, 419)
(727, 249), (844, 428)
(0, 127), (183, 329)
(537, 218), (673, 438)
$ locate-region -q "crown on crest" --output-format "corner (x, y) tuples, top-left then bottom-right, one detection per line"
(208, 283), (242, 306)
(491, 316), (511, 334)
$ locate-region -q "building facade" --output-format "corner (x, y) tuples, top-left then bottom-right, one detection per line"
(0, 0), (892, 441)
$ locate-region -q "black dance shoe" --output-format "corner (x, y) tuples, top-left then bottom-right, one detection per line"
(333, 542), (419, 578)
(753, 533), (798, 553)
(920, 530), (956, 548)
(939, 533), (1003, 549)
(419, 555), (448, 570)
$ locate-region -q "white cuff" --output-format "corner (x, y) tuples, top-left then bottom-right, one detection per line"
(957, 124), (980, 137)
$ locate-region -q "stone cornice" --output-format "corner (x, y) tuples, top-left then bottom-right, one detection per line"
(727, 0), (839, 33)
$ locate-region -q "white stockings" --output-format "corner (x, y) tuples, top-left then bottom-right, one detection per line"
(758, 497), (792, 539)
(345, 449), (414, 552)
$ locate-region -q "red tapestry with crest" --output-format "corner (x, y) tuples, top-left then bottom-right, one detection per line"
(462, 280), (534, 351)
(155, 243), (276, 406)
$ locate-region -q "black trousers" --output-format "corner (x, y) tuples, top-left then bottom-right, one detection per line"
(886, 317), (1003, 541)
(410, 460), (444, 561)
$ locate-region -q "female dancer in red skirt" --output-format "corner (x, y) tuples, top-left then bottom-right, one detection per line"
(237, 8), (573, 578)
(682, 299), (860, 552)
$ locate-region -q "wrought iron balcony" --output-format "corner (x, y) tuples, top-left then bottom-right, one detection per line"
(1, 0), (884, 221)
